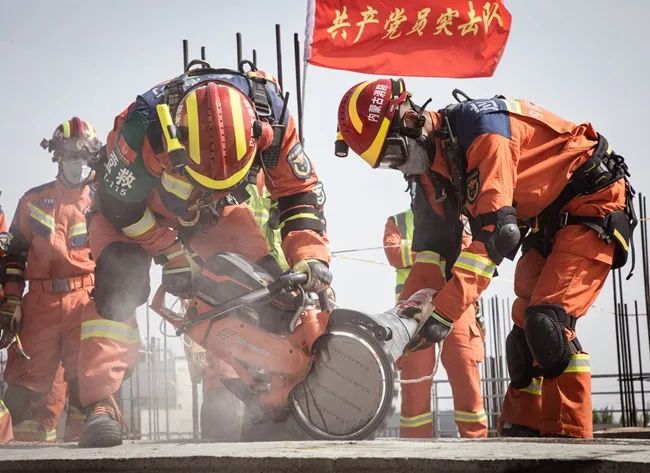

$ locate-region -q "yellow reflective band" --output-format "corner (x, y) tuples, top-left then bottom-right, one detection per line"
(6, 267), (24, 277)
(161, 171), (194, 200)
(400, 239), (413, 267)
(69, 221), (87, 238)
(80, 319), (140, 344)
(0, 400), (8, 417)
(519, 377), (543, 396)
(400, 411), (432, 427)
(185, 91), (201, 164)
(361, 117), (391, 167)
(156, 104), (184, 153)
(613, 229), (629, 252)
(415, 250), (446, 277)
(185, 152), (255, 190)
(28, 203), (55, 231)
(122, 207), (156, 238)
(454, 409), (488, 423)
(228, 86), (247, 161)
(564, 353), (591, 374)
(35, 428), (57, 442)
(348, 80), (372, 134)
(62, 120), (71, 138)
(279, 212), (321, 230)
(13, 420), (39, 434)
(454, 251), (496, 279)
(162, 267), (192, 275)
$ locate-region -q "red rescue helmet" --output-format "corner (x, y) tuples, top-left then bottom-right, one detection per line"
(174, 81), (273, 190)
(337, 78), (409, 168)
(41, 117), (102, 160)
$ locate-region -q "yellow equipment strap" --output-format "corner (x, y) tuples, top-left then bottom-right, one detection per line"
(80, 319), (140, 344)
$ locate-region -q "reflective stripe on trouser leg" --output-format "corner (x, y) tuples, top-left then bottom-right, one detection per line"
(398, 345), (435, 438)
(78, 309), (140, 407)
(0, 401), (13, 442)
(540, 353), (592, 438)
(497, 377), (543, 434)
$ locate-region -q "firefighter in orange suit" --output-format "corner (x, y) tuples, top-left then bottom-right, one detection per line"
(77, 66), (330, 447)
(0, 118), (99, 443)
(337, 79), (635, 438)
(385, 209), (487, 437)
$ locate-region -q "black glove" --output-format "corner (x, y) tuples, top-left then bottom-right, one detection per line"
(157, 242), (194, 297)
(420, 311), (454, 343)
(292, 259), (332, 293)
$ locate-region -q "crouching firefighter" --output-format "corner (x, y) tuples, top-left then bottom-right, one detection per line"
(77, 62), (330, 448)
(335, 78), (636, 438)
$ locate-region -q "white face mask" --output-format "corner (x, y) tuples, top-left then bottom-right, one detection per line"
(59, 156), (92, 187)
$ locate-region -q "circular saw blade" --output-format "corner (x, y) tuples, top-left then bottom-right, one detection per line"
(289, 327), (397, 440)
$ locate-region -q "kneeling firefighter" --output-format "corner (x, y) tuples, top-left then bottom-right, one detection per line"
(77, 63), (331, 448)
(336, 78), (636, 438)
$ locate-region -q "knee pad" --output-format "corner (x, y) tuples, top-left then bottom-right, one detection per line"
(94, 242), (151, 321)
(3, 385), (39, 425)
(505, 326), (535, 389)
(524, 304), (579, 379)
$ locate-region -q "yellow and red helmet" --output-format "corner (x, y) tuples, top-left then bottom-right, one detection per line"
(174, 81), (272, 190)
(337, 78), (409, 168)
(42, 117), (102, 159)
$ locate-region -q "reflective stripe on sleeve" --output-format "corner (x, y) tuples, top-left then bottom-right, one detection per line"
(122, 207), (156, 238)
(400, 411), (432, 428)
(564, 353), (591, 374)
(80, 319), (140, 344)
(453, 251), (496, 278)
(68, 221), (88, 238)
(6, 267), (24, 278)
(518, 377), (543, 396)
(415, 250), (446, 276)
(453, 409), (488, 423)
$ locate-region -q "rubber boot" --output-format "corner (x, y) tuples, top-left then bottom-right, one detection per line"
(77, 397), (123, 448)
(200, 387), (244, 441)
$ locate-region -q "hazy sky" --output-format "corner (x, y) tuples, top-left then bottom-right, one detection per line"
(2, 1), (649, 408)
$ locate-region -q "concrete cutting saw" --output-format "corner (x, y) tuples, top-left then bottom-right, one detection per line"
(151, 252), (418, 440)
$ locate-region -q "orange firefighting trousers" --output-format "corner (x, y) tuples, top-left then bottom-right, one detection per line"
(397, 303), (487, 438)
(497, 182), (625, 438)
(78, 203), (270, 406)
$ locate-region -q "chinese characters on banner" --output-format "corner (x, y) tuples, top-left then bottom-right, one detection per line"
(305, 0), (511, 77)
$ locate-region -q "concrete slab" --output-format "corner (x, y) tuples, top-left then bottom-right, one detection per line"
(1, 438), (649, 473)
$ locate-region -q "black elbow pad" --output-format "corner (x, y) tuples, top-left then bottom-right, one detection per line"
(475, 206), (521, 265)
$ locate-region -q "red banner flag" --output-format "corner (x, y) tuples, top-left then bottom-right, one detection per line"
(305, 0), (511, 78)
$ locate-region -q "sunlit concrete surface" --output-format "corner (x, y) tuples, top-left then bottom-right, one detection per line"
(1, 438), (650, 473)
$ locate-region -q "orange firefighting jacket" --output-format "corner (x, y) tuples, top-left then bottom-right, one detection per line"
(415, 98), (622, 322)
(4, 181), (94, 297)
(96, 70), (329, 266)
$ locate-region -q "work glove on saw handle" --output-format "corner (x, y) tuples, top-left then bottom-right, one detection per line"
(0, 296), (22, 349)
(395, 288), (454, 353)
(291, 259), (333, 293)
(155, 241), (194, 298)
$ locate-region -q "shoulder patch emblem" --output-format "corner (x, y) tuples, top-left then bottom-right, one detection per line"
(466, 168), (480, 204)
(312, 182), (326, 206)
(287, 143), (312, 180)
